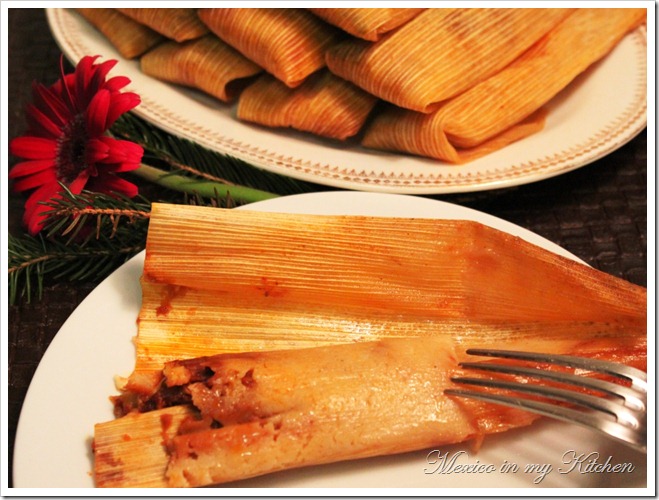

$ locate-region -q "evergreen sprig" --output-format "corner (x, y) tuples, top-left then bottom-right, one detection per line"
(8, 188), (153, 304)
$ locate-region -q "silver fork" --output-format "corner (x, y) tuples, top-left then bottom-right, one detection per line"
(445, 348), (647, 453)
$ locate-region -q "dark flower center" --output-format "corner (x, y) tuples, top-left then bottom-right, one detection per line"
(56, 114), (90, 183)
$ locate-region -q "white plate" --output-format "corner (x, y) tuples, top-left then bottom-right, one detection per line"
(13, 192), (647, 491)
(46, 8), (647, 195)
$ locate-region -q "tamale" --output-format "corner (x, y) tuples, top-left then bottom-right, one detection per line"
(141, 204), (645, 326)
(98, 332), (644, 487)
(442, 8), (647, 149)
(198, 8), (343, 88)
(308, 8), (425, 41)
(119, 202), (645, 395)
(76, 8), (163, 59)
(361, 103), (548, 164)
(140, 35), (262, 103)
(116, 8), (209, 42)
(325, 8), (573, 113)
(237, 70), (378, 140)
(360, 8), (646, 162)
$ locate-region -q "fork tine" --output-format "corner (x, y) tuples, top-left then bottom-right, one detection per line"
(444, 386), (647, 452)
(449, 376), (645, 429)
(457, 361), (646, 412)
(464, 348), (647, 393)
(446, 349), (648, 452)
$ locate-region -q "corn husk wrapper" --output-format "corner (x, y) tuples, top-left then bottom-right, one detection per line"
(237, 70), (378, 140)
(94, 405), (195, 488)
(198, 8), (343, 88)
(443, 8), (646, 149)
(308, 8), (425, 41)
(326, 8), (573, 113)
(140, 35), (262, 103)
(361, 103), (548, 164)
(125, 203), (645, 382)
(116, 8), (209, 42)
(76, 8), (163, 59)
(360, 8), (646, 162)
(94, 203), (645, 487)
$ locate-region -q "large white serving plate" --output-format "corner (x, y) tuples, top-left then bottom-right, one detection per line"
(13, 192), (647, 491)
(47, 8), (647, 194)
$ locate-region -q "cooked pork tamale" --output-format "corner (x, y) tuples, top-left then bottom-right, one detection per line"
(237, 70), (378, 140)
(308, 8), (425, 41)
(116, 8), (209, 42)
(198, 8), (343, 88)
(76, 8), (163, 59)
(140, 35), (262, 103)
(361, 103), (548, 163)
(97, 332), (644, 487)
(442, 8), (646, 149)
(360, 8), (645, 162)
(325, 8), (573, 113)
(142, 205), (645, 326)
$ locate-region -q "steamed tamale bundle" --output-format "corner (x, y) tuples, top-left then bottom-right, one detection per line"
(237, 70), (378, 140)
(76, 7), (646, 163)
(308, 8), (426, 41)
(117, 8), (209, 42)
(76, 8), (163, 59)
(94, 203), (646, 487)
(140, 35), (262, 103)
(325, 8), (574, 113)
(198, 8), (343, 88)
(361, 8), (647, 162)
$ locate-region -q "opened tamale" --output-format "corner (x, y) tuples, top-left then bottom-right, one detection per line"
(361, 8), (646, 162)
(198, 8), (343, 88)
(140, 35), (262, 103)
(117, 8), (209, 42)
(308, 8), (425, 41)
(325, 8), (573, 113)
(123, 203), (645, 384)
(76, 8), (163, 59)
(237, 70), (378, 140)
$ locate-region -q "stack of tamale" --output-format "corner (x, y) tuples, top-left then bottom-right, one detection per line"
(76, 7), (646, 162)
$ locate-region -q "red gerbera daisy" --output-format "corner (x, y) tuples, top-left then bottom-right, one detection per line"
(9, 55), (143, 235)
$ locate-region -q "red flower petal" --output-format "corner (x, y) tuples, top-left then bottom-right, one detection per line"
(9, 159), (55, 179)
(106, 92), (141, 128)
(92, 175), (139, 198)
(104, 75), (131, 92)
(92, 137), (143, 168)
(68, 170), (91, 194)
(12, 168), (58, 192)
(31, 82), (71, 129)
(26, 103), (63, 138)
(85, 137), (110, 163)
(86, 88), (111, 137)
(23, 184), (62, 236)
(9, 136), (57, 160)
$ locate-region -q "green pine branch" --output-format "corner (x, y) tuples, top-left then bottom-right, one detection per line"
(8, 189), (151, 304)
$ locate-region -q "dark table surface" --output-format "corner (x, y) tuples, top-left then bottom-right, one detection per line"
(6, 8), (648, 489)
